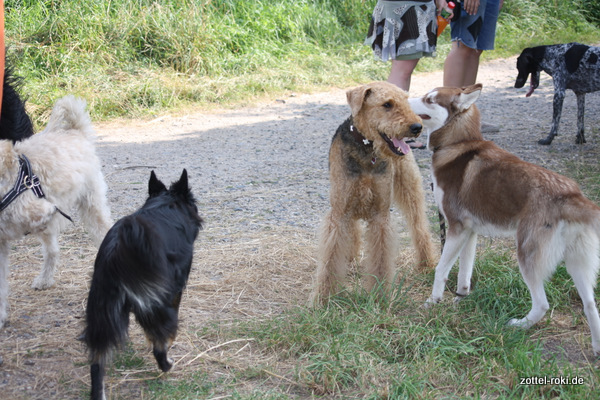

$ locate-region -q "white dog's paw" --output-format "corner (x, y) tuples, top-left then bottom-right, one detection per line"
(592, 344), (600, 358)
(423, 297), (440, 309)
(507, 317), (534, 329)
(592, 343), (600, 358)
(32, 275), (55, 290)
(453, 295), (465, 304)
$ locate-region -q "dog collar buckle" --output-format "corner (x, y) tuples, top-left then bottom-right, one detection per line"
(23, 175), (33, 189)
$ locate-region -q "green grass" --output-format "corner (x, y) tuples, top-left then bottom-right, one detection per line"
(5, 0), (600, 127)
(215, 254), (600, 398)
(143, 243), (600, 399)
(146, 371), (217, 399)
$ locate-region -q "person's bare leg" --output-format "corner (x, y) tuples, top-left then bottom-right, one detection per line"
(444, 41), (498, 132)
(388, 59), (419, 92)
(443, 41), (482, 87)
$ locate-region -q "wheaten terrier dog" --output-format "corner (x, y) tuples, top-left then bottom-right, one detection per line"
(0, 96), (112, 328)
(311, 82), (436, 303)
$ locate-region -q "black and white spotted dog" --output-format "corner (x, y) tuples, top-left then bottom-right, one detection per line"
(514, 42), (600, 145)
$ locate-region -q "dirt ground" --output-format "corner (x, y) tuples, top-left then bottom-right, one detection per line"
(1, 55), (600, 399)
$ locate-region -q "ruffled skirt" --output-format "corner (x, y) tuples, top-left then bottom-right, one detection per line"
(365, 0), (438, 61)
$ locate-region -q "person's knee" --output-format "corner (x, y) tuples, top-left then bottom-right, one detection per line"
(453, 42), (480, 56)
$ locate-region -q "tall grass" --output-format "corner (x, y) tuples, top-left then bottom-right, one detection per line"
(5, 0), (600, 124)
(495, 0), (600, 57)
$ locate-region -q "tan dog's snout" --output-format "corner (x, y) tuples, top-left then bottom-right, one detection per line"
(410, 123), (422, 137)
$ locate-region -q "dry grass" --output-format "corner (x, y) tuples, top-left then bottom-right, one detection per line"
(0, 219), (320, 398)
(0, 207), (430, 399)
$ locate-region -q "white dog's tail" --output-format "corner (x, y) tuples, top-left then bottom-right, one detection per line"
(42, 95), (94, 138)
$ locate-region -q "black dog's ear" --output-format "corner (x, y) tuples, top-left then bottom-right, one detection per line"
(527, 47), (546, 73)
(171, 169), (190, 196)
(148, 170), (167, 197)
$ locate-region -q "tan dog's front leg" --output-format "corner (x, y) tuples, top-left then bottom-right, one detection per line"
(311, 211), (356, 304)
(363, 213), (395, 292)
(392, 153), (437, 270)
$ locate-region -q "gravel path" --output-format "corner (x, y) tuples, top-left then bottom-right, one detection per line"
(96, 56), (600, 242)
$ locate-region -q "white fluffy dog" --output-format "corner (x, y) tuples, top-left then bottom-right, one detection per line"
(0, 96), (112, 328)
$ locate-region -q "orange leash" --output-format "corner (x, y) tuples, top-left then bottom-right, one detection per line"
(0, 0), (5, 117)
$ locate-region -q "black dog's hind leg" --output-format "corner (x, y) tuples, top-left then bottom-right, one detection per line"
(153, 343), (174, 373)
(154, 291), (186, 372)
(90, 362), (106, 400)
(136, 305), (180, 373)
(539, 84), (566, 145)
(575, 92), (586, 144)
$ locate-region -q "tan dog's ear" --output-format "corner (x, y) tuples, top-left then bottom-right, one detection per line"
(346, 85), (372, 117)
(456, 84), (483, 111)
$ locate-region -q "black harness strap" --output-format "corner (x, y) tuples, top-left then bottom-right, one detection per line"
(0, 155), (73, 222)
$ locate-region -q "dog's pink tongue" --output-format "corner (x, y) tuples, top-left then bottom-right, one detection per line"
(526, 83), (535, 97)
(392, 137), (411, 155)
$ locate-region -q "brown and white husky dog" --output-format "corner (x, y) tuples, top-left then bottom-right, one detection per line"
(409, 84), (600, 356)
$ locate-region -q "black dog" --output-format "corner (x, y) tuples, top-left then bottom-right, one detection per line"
(0, 65), (34, 142)
(83, 169), (203, 400)
(514, 42), (600, 145)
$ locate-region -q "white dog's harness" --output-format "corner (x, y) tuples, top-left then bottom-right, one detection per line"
(0, 155), (73, 222)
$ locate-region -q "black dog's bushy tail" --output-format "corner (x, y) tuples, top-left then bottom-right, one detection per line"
(83, 256), (129, 369)
(84, 260), (128, 400)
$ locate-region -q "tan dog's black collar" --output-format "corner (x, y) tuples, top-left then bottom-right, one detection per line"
(348, 119), (378, 165)
(349, 123), (373, 149)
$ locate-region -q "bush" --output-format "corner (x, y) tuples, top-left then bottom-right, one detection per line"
(3, 0), (600, 123)
(581, 0), (600, 24)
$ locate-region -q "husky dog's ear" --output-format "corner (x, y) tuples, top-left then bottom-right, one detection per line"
(346, 85), (372, 117)
(148, 170), (167, 197)
(171, 169), (190, 196)
(456, 84), (483, 111)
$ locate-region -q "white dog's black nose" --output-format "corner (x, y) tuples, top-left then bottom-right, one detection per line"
(410, 123), (422, 135)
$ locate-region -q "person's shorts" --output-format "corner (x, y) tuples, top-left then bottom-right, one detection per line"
(450, 0), (500, 50)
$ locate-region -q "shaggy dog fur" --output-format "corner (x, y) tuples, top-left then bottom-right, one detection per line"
(0, 66), (34, 142)
(311, 82), (436, 303)
(84, 169), (203, 400)
(0, 96), (112, 328)
(410, 84), (600, 355)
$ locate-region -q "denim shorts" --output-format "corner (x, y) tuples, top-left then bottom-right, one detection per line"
(450, 0), (500, 50)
